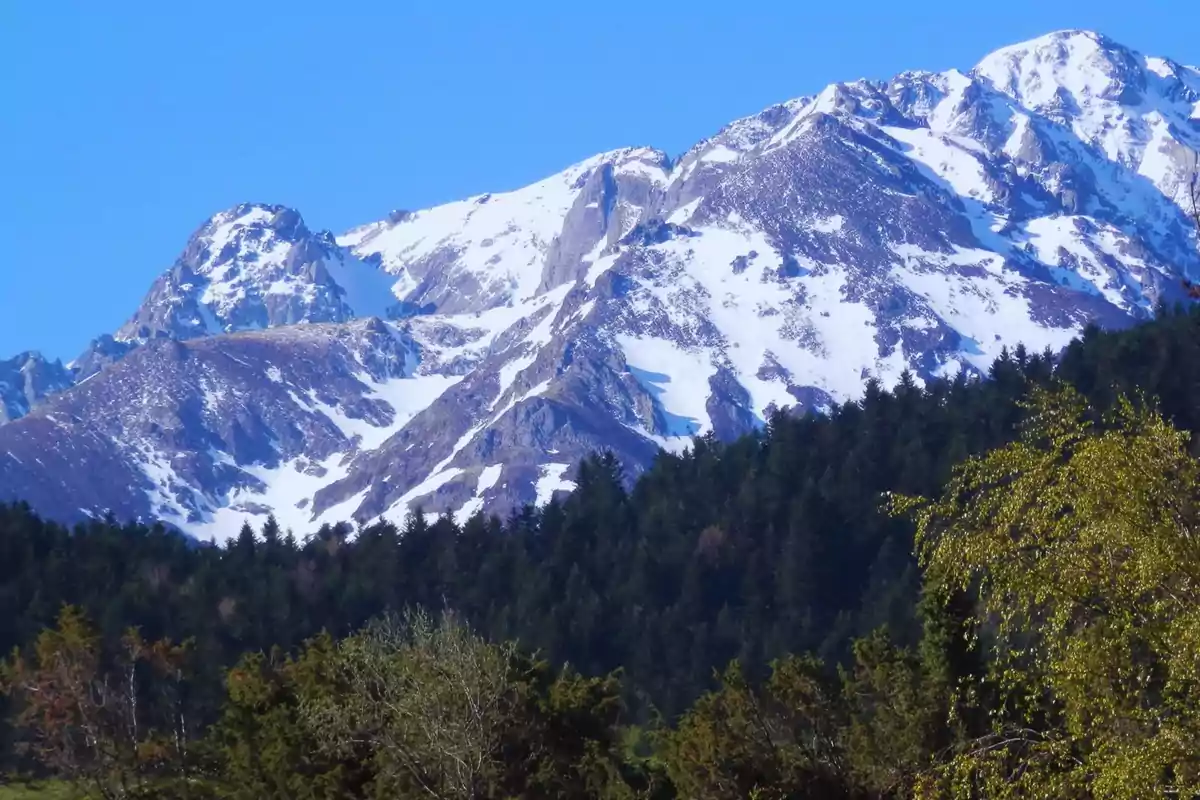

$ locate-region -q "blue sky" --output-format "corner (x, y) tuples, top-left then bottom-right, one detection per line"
(3, 1), (1197, 361)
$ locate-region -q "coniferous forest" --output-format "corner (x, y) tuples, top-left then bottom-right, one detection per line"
(6, 304), (1200, 798)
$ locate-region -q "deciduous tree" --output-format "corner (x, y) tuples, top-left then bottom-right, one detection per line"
(0, 606), (199, 799)
(894, 385), (1200, 799)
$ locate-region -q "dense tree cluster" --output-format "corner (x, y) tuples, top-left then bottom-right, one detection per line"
(5, 303), (1200, 796)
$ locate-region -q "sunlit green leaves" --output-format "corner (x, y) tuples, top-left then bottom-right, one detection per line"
(894, 384), (1200, 799)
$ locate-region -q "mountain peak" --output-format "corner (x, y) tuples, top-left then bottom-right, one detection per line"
(7, 350), (46, 366)
(196, 202), (301, 236)
(977, 28), (1121, 63)
(3, 28), (1199, 535)
(208, 201), (290, 223)
(0, 351), (72, 424)
(113, 200), (399, 344)
(968, 27), (1199, 195)
(972, 29), (1148, 108)
(186, 203), (309, 271)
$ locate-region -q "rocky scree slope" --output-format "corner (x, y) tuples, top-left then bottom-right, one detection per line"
(2, 29), (1198, 538)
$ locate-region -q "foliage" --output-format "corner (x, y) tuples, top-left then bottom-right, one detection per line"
(663, 655), (856, 799)
(895, 384), (1200, 798)
(213, 633), (373, 800)
(839, 631), (939, 798)
(302, 610), (516, 799)
(296, 610), (650, 799)
(0, 607), (202, 799)
(0, 781), (75, 800)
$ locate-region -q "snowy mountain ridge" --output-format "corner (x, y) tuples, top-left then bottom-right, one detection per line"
(113, 203), (403, 343)
(2, 29), (1198, 539)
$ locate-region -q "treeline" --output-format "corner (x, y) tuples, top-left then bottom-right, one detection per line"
(8, 380), (1200, 798)
(4, 303), (1200, 796)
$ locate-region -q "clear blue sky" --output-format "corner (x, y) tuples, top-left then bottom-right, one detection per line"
(3, 0), (1197, 361)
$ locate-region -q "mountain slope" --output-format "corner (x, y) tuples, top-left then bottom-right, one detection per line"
(1, 29), (1198, 537)
(0, 320), (453, 536)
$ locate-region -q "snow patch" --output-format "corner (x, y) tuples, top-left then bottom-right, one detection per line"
(810, 215), (845, 234)
(617, 334), (715, 445)
(534, 463), (576, 506)
(383, 467), (465, 524)
(323, 251), (404, 319)
(701, 145), (740, 164)
(667, 199), (703, 225)
(476, 464), (503, 494)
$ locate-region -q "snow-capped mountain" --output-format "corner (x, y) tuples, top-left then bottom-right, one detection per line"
(2, 30), (1198, 538)
(115, 203), (402, 343)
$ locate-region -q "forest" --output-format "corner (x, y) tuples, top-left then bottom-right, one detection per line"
(5, 302), (1200, 798)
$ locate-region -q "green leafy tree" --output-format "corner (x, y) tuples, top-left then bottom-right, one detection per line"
(497, 662), (668, 799)
(893, 385), (1200, 799)
(663, 656), (856, 799)
(297, 610), (650, 799)
(840, 630), (940, 799)
(302, 610), (516, 799)
(212, 633), (374, 800)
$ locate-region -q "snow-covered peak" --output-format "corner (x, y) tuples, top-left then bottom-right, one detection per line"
(974, 28), (1200, 114)
(973, 30), (1139, 107)
(338, 147), (670, 315)
(699, 98), (811, 155)
(186, 203), (310, 277)
(611, 146), (672, 184)
(973, 29), (1199, 141)
(203, 202), (291, 232)
(115, 203), (402, 343)
(971, 28), (1199, 204)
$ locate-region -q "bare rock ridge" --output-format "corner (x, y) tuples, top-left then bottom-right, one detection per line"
(1, 29), (1198, 538)
(0, 352), (73, 424)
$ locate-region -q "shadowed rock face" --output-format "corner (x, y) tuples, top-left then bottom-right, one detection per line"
(2, 30), (1199, 538)
(0, 352), (73, 424)
(71, 335), (138, 383)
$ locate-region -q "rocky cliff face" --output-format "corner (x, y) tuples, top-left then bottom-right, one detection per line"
(2, 30), (1198, 538)
(0, 352), (73, 424)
